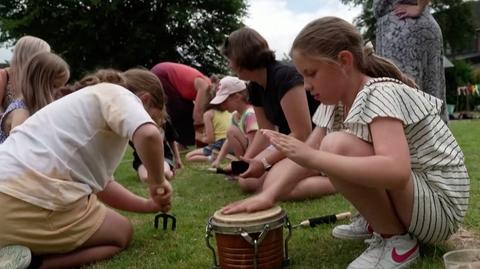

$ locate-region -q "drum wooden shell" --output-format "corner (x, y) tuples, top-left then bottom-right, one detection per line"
(206, 206), (289, 269)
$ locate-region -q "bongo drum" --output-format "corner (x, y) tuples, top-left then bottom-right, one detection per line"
(205, 206), (292, 269)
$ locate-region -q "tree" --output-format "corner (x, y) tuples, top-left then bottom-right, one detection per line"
(340, 0), (474, 55)
(0, 0), (247, 78)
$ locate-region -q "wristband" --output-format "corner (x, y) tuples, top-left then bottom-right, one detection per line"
(260, 157), (272, 170)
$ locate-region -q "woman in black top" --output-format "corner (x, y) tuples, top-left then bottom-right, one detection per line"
(221, 27), (319, 193)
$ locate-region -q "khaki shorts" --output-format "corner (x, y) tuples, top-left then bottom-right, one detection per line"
(0, 192), (106, 254)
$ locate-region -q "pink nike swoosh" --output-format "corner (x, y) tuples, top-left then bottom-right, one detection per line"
(392, 244), (419, 263)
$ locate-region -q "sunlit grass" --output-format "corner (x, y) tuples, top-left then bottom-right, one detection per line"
(86, 120), (480, 269)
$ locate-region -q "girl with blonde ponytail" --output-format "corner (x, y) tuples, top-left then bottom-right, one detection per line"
(223, 16), (469, 269)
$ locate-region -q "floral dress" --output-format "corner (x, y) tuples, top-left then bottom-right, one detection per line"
(374, 0), (448, 122)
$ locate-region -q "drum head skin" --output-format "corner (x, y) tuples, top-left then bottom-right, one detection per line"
(213, 206), (282, 224)
(210, 206), (286, 234)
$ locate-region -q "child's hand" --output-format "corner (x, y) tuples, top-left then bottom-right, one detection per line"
(148, 180), (173, 212)
(221, 193), (275, 215)
(262, 129), (315, 168)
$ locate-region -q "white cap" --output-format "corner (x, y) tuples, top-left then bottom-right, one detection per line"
(210, 76), (246, 105)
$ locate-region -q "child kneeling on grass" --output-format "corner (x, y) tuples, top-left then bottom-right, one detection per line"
(210, 76), (258, 170)
(223, 17), (470, 269)
(0, 68), (172, 269)
(186, 85), (232, 162)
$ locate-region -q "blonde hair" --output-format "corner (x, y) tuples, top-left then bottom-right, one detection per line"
(123, 68), (167, 124)
(291, 17), (416, 88)
(11, 36), (51, 90)
(20, 52), (70, 114)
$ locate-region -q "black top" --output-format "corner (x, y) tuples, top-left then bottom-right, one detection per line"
(248, 61), (319, 134)
(130, 119), (179, 170)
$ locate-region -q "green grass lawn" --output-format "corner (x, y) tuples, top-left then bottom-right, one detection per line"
(87, 120), (480, 269)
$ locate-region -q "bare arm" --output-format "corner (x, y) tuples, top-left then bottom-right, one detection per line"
(132, 123), (172, 211)
(170, 141), (183, 169)
(252, 85), (314, 166)
(243, 106), (275, 158)
(222, 127), (326, 214)
(133, 123), (165, 184)
(261, 127), (326, 200)
(197, 110), (215, 144)
(193, 77), (210, 125)
(97, 180), (162, 212)
(266, 117), (411, 190)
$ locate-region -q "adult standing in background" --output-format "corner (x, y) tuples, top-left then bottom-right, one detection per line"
(374, 0), (448, 122)
(151, 62), (211, 146)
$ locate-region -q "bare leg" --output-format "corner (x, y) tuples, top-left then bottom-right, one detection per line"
(283, 175), (336, 200)
(262, 157), (335, 200)
(39, 208), (133, 269)
(319, 132), (414, 235)
(186, 148), (210, 162)
(238, 174), (266, 193)
(227, 126), (248, 157)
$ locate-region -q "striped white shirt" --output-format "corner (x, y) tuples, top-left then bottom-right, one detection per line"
(312, 77), (469, 243)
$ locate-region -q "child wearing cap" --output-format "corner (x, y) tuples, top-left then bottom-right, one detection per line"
(211, 76), (258, 168)
(186, 79), (232, 162)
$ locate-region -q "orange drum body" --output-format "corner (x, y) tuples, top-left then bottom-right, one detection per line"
(205, 206), (292, 269)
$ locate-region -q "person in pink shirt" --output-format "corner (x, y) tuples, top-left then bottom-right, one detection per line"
(151, 62), (211, 146)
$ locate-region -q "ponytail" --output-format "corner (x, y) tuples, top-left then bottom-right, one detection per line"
(363, 49), (417, 88)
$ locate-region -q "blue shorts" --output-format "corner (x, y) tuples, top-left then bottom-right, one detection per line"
(202, 139), (226, 156)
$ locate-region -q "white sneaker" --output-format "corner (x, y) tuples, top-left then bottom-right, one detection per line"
(332, 214), (373, 240)
(0, 245), (31, 269)
(347, 233), (419, 269)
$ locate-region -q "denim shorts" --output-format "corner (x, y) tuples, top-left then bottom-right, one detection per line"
(202, 138), (226, 156)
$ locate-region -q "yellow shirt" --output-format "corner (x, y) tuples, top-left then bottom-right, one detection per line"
(212, 110), (231, 141)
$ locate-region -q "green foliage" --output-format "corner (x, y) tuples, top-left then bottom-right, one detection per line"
(0, 0), (247, 78)
(342, 0), (376, 42)
(449, 60), (474, 86)
(433, 1), (475, 54)
(445, 60), (480, 110)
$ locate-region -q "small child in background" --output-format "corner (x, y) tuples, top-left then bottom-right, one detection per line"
(186, 85), (232, 162)
(210, 76), (258, 168)
(130, 118), (182, 181)
(0, 52), (69, 143)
